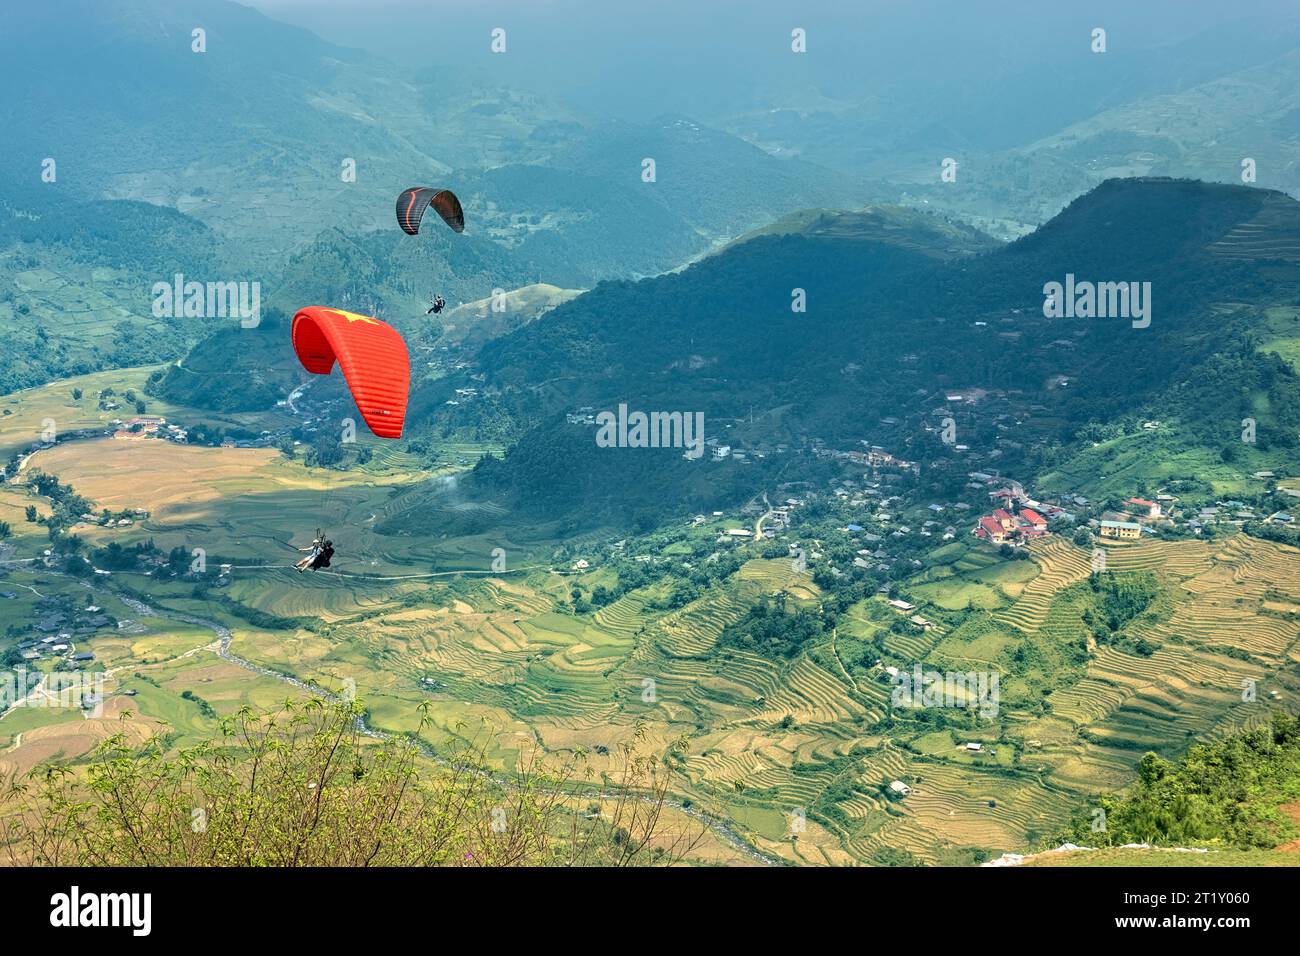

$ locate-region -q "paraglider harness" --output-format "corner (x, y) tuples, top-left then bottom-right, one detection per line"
(427, 294), (446, 315)
(296, 530), (336, 573)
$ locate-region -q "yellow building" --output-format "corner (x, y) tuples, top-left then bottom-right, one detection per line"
(1099, 520), (1141, 540)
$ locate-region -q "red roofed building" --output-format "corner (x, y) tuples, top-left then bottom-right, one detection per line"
(1019, 508), (1047, 531)
(976, 517), (1007, 543)
(991, 508), (1016, 531)
(1126, 497), (1161, 519)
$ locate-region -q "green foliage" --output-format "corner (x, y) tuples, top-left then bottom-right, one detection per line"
(872, 846), (922, 866)
(1059, 714), (1300, 850)
(1082, 571), (1162, 645)
(1, 699), (703, 867)
(719, 592), (827, 660)
(179, 689), (218, 720)
(26, 472), (92, 535)
(90, 539), (160, 571)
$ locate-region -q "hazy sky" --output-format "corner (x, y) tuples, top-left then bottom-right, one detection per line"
(243, 0), (1299, 122)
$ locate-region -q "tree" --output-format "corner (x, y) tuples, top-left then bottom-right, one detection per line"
(24, 506), (36, 523)
(1137, 751), (1167, 787)
(307, 432), (343, 468)
(71, 388), (82, 401)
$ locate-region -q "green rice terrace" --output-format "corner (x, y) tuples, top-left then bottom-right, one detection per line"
(3, 405), (1298, 865)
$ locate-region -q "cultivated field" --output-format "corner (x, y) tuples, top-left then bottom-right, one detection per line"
(4, 433), (1299, 866)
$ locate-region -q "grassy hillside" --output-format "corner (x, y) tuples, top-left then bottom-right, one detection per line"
(431, 284), (584, 350)
(0, 195), (224, 393)
(717, 204), (1001, 257)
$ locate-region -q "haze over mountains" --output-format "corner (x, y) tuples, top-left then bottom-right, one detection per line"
(1, 0), (872, 280)
(253, 0), (1300, 233)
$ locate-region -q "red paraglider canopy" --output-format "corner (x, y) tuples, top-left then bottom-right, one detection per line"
(290, 307), (410, 439)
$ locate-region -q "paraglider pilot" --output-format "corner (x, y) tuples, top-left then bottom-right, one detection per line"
(427, 294), (446, 315)
(296, 534), (336, 573)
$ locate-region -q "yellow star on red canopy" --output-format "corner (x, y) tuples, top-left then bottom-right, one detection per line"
(323, 308), (380, 326)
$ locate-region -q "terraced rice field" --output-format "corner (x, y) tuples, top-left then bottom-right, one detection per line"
(6, 427), (1298, 866)
(994, 537), (1092, 633)
(1208, 195), (1300, 263)
(677, 534), (1298, 865)
(134, 532), (1300, 864)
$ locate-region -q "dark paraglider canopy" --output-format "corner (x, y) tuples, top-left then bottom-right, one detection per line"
(396, 187), (464, 235)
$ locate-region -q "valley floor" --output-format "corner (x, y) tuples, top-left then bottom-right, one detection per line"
(2, 427), (1299, 866)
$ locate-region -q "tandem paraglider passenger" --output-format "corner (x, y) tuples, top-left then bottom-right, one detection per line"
(295, 534), (335, 573)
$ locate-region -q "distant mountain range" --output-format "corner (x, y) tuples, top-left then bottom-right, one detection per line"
(1, 0), (876, 285)
(136, 176), (1300, 537)
(718, 13), (1300, 237)
(873, 42), (1300, 237)
(0, 0), (904, 401)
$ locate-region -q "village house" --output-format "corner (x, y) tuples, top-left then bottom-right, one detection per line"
(974, 501), (1050, 544)
(1099, 520), (1141, 540)
(1018, 508), (1048, 533)
(1125, 497), (1161, 519)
